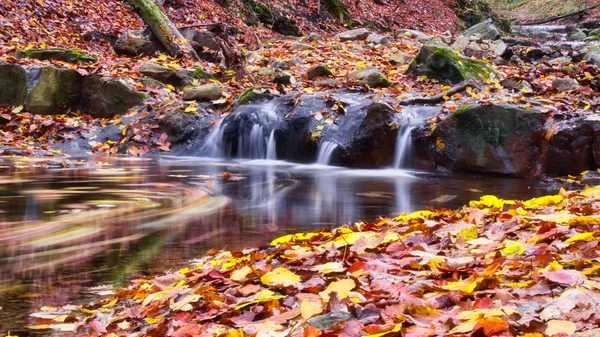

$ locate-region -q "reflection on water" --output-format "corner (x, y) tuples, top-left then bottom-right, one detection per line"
(0, 156), (557, 334)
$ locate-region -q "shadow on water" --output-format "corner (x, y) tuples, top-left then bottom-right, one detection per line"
(0, 156), (559, 334)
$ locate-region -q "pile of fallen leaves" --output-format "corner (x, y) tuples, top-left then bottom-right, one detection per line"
(29, 187), (600, 336)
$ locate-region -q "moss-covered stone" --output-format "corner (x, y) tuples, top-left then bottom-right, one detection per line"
(0, 63), (27, 106)
(323, 0), (353, 24)
(237, 86), (272, 104)
(406, 43), (498, 84)
(241, 0), (301, 36)
(307, 65), (334, 80)
(25, 66), (83, 115)
(79, 76), (147, 118)
(194, 67), (218, 80)
(16, 48), (97, 63)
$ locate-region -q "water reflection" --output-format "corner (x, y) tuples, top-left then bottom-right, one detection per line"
(0, 157), (559, 334)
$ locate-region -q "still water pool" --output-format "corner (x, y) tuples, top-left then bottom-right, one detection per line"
(0, 156), (559, 334)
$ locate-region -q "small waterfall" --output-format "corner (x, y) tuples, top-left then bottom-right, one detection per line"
(316, 141), (338, 165)
(266, 130), (276, 160)
(238, 124), (266, 159)
(393, 124), (416, 169)
(200, 120), (225, 157)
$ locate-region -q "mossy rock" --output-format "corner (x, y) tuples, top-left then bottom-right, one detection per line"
(323, 0), (353, 24)
(0, 63), (27, 106)
(16, 48), (97, 63)
(79, 76), (147, 118)
(237, 86), (273, 105)
(194, 67), (218, 80)
(25, 66), (83, 115)
(406, 43), (498, 84)
(307, 65), (334, 80)
(241, 0), (301, 36)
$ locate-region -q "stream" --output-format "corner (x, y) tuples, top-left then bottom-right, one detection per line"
(0, 156), (561, 335)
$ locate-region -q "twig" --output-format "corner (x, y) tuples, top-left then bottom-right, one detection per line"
(178, 22), (225, 30)
(398, 80), (475, 106)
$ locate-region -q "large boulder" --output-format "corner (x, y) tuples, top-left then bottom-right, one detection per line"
(25, 66), (83, 115)
(420, 104), (549, 177)
(545, 118), (595, 176)
(336, 28), (370, 42)
(0, 63), (27, 106)
(114, 29), (164, 56)
(156, 106), (218, 154)
(583, 46), (600, 67)
(180, 29), (221, 51)
(79, 76), (147, 118)
(406, 43), (498, 84)
(462, 19), (501, 41)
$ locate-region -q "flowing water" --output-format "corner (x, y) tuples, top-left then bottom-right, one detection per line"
(0, 156), (562, 335)
(316, 141), (339, 165)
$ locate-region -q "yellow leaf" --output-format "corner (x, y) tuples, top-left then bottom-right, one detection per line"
(522, 195), (563, 208)
(457, 226), (478, 241)
(300, 299), (323, 319)
(469, 195), (515, 209)
(234, 289), (285, 310)
(364, 323), (402, 337)
(231, 266), (252, 281)
(321, 231), (377, 248)
(166, 84), (175, 91)
(584, 71), (594, 80)
(319, 279), (355, 301)
(260, 267), (301, 286)
(440, 276), (481, 295)
(311, 262), (345, 274)
(436, 137), (446, 149)
(522, 334), (544, 337)
(184, 105), (198, 113)
(225, 329), (245, 337)
(545, 320), (576, 336)
(270, 232), (325, 246)
(12, 105), (23, 113)
(144, 316), (163, 324)
(565, 232), (594, 243)
(502, 241), (525, 257)
(325, 117), (334, 124)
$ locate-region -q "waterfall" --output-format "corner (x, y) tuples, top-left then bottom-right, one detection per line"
(316, 141), (338, 165)
(266, 130), (276, 160)
(199, 120), (225, 158)
(393, 124), (416, 169)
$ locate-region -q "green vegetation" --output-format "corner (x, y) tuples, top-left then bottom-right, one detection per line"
(432, 47), (498, 81)
(16, 48), (97, 63)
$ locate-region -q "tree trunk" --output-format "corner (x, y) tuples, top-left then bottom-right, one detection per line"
(126, 0), (199, 61)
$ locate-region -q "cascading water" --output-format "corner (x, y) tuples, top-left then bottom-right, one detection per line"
(316, 141), (338, 165)
(199, 120), (226, 158)
(239, 124), (267, 159)
(393, 124), (416, 169)
(266, 130), (276, 160)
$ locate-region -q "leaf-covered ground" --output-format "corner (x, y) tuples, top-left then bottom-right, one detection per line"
(29, 187), (600, 336)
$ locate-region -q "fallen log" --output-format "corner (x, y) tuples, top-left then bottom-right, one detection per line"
(519, 3), (600, 26)
(126, 0), (199, 61)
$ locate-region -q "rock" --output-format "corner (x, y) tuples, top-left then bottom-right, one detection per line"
(114, 29), (163, 56)
(336, 28), (370, 42)
(582, 170), (600, 185)
(561, 65), (578, 76)
(140, 63), (196, 87)
(307, 65), (334, 80)
(288, 57), (303, 66)
(183, 83), (222, 101)
(270, 59), (290, 70)
(546, 118), (594, 175)
(424, 104), (548, 177)
(450, 35), (470, 52)
(236, 86), (276, 105)
(315, 78), (343, 87)
(181, 29), (221, 51)
(568, 28), (587, 41)
(0, 63), (27, 106)
(290, 42), (315, 51)
(308, 311), (355, 330)
(388, 54), (410, 65)
(25, 66), (83, 115)
(462, 19), (501, 41)
(156, 105), (213, 147)
(348, 67), (391, 88)
(406, 43), (498, 84)
(501, 77), (519, 89)
(244, 51), (263, 63)
(273, 72), (295, 85)
(307, 33), (323, 42)
(79, 76), (147, 118)
(548, 56), (571, 65)
(552, 78), (579, 92)
(366, 33), (390, 45)
(396, 29), (432, 42)
(258, 67), (275, 76)
(583, 46), (600, 67)
(491, 40), (510, 58)
(16, 48), (97, 63)
(518, 81), (533, 93)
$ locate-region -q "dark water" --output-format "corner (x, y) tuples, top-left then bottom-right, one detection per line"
(0, 156), (559, 335)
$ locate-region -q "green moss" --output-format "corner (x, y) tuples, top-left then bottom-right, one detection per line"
(17, 48), (97, 63)
(194, 67), (218, 80)
(323, 0), (353, 24)
(238, 86), (270, 104)
(590, 29), (599, 37)
(432, 47), (498, 81)
(307, 65), (334, 80)
(450, 105), (502, 145)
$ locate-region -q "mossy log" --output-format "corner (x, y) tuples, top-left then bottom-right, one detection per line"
(126, 0), (199, 61)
